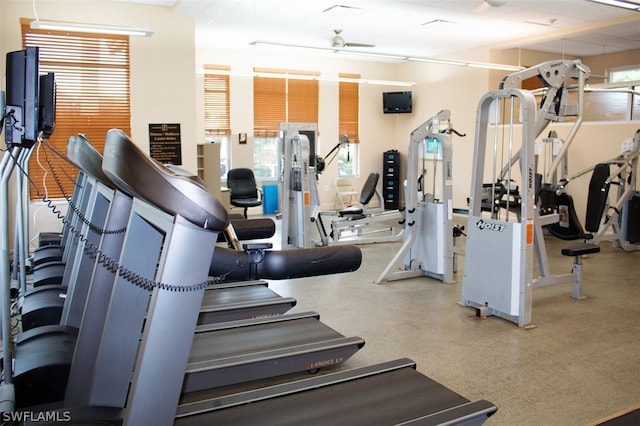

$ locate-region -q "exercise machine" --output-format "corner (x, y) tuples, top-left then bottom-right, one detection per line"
(14, 131), (366, 404)
(19, 136), (297, 331)
(20, 134), (119, 330)
(461, 59), (601, 328)
(376, 109), (462, 284)
(280, 123), (403, 248)
(19, 128), (496, 426)
(43, 130), (361, 399)
(1, 46), (56, 412)
(315, 171), (404, 246)
(279, 123), (321, 249)
(559, 130), (640, 251)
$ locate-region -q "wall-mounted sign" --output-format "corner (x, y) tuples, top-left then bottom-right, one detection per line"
(149, 123), (182, 165)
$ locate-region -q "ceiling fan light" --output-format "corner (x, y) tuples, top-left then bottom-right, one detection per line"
(332, 36), (345, 48)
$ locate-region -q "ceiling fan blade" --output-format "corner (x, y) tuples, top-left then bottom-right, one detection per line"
(345, 42), (375, 48)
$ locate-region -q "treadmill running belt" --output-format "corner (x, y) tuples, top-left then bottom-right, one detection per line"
(198, 284), (295, 324)
(183, 314), (364, 392)
(176, 359), (496, 425)
(189, 317), (341, 362)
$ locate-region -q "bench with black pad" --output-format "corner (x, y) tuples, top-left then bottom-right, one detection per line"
(561, 242), (601, 300)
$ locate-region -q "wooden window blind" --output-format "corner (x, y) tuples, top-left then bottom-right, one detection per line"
(339, 73), (360, 143)
(204, 65), (230, 136)
(253, 68), (318, 137)
(253, 76), (286, 137)
(287, 78), (319, 124)
(21, 19), (131, 199)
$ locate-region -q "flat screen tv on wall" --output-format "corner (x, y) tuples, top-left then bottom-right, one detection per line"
(383, 91), (412, 114)
(5, 46), (40, 146)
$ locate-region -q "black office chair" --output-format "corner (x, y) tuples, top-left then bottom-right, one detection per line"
(227, 168), (262, 218)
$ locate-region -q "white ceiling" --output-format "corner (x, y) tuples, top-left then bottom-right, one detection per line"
(120, 0), (640, 61)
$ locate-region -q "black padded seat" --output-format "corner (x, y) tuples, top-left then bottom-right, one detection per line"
(229, 216), (276, 241)
(338, 206), (364, 217)
(227, 168), (262, 219)
(338, 172), (379, 218)
(549, 192), (590, 241)
(102, 129), (228, 232)
(561, 243), (600, 257)
(585, 163), (611, 233)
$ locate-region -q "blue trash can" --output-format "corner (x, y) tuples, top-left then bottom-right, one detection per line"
(262, 184), (279, 214)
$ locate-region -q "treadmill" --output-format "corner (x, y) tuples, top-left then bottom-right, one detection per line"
(86, 130), (365, 397)
(14, 131), (365, 408)
(21, 135), (298, 330)
(21, 128), (495, 425)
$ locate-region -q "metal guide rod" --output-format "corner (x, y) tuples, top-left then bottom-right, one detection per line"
(564, 131), (640, 184)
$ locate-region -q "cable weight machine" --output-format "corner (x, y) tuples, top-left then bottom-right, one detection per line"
(560, 130), (640, 251)
(461, 59), (599, 328)
(279, 123), (321, 249)
(375, 109), (463, 284)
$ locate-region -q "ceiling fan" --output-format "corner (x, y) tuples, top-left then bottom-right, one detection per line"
(471, 0), (508, 11)
(331, 30), (375, 48)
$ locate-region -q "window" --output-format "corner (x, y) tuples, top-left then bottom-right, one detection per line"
(610, 65), (640, 83)
(253, 68), (319, 180)
(22, 19), (131, 199)
(609, 65), (640, 120)
(204, 65), (231, 178)
(338, 73), (360, 177)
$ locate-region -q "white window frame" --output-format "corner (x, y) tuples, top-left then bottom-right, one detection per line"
(609, 64), (640, 83)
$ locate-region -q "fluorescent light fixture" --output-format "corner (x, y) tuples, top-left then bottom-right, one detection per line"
(408, 56), (524, 71)
(407, 57), (468, 66)
(250, 41), (333, 53)
(362, 79), (415, 87)
(250, 40), (523, 71)
(585, 0), (640, 10)
(30, 20), (153, 36)
(467, 62), (524, 71)
(335, 50), (407, 61)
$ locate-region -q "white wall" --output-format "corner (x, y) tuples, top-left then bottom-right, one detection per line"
(1, 0), (196, 244)
(195, 47), (501, 212)
(195, 48), (403, 213)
